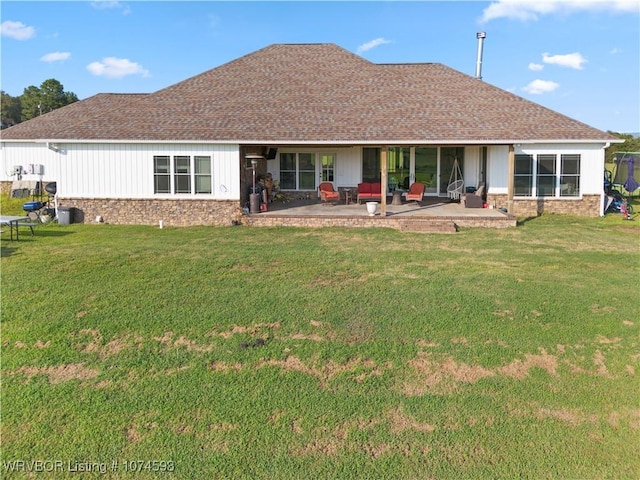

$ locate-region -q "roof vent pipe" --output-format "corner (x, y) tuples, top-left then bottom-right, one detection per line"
(475, 32), (486, 80)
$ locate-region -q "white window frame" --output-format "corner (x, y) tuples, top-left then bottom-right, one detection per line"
(153, 155), (213, 195)
(279, 152), (323, 191)
(514, 153), (581, 198)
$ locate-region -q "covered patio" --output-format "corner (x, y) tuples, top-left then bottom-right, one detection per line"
(243, 197), (516, 232)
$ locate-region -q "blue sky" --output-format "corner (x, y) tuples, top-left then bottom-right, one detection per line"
(2, 0), (639, 133)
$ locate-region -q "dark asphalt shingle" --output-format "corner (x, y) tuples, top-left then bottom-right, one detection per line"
(1, 43), (616, 143)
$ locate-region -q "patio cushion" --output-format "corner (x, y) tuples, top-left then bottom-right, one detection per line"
(358, 182), (371, 194)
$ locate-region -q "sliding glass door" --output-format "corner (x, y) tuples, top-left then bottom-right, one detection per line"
(360, 146), (464, 196)
(415, 147), (438, 194)
(439, 147), (464, 195)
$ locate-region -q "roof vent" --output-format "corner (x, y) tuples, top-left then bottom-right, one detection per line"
(475, 32), (486, 80)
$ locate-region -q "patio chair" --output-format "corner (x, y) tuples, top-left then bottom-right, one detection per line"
(405, 182), (425, 204)
(462, 183), (485, 208)
(318, 182), (340, 204)
(407, 182), (425, 204)
(447, 180), (464, 200)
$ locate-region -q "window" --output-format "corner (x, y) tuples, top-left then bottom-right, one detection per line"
(194, 156), (212, 194)
(174, 156), (191, 193)
(415, 147), (437, 192)
(299, 153), (316, 190)
(514, 153), (580, 197)
(536, 154), (556, 197)
(362, 148), (381, 182)
(279, 152), (317, 190)
(279, 153), (297, 189)
(560, 154), (580, 197)
(320, 154), (335, 183)
(153, 155), (212, 194)
(387, 147), (410, 191)
(514, 154), (533, 196)
(154, 156), (170, 194)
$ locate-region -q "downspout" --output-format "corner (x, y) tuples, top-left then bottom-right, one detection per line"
(507, 145), (515, 214)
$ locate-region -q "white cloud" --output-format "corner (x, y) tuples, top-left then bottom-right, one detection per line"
(357, 38), (391, 54)
(41, 52), (71, 63)
(609, 47), (622, 54)
(523, 79), (560, 94)
(480, 0), (639, 23)
(528, 62), (544, 71)
(542, 52), (587, 70)
(87, 57), (149, 79)
(91, 1), (131, 15)
(1, 20), (35, 40)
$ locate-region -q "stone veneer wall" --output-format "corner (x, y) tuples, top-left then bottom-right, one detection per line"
(59, 198), (243, 227)
(244, 214), (516, 231)
(1, 180), (56, 197)
(0, 181), (12, 196)
(486, 194), (601, 217)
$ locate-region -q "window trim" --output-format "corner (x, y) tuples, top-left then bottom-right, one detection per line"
(153, 154), (213, 195)
(513, 153), (581, 198)
(278, 151), (330, 191)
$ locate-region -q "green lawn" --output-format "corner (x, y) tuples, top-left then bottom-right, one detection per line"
(1, 213), (639, 479)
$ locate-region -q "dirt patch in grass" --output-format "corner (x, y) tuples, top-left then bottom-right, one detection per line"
(126, 421), (158, 443)
(9, 340), (50, 349)
(291, 419), (304, 435)
(9, 363), (99, 384)
(534, 407), (592, 427)
(596, 335), (622, 344)
(289, 333), (325, 342)
(257, 356), (383, 388)
(208, 361), (243, 372)
(153, 331), (213, 352)
(499, 348), (558, 379)
(511, 402), (640, 429)
(591, 304), (616, 314)
(295, 437), (340, 456)
(387, 406), (436, 434)
(210, 322), (281, 339)
(208, 423), (238, 431)
(403, 352), (495, 396)
(78, 329), (144, 356)
(593, 350), (614, 378)
(441, 442), (491, 469)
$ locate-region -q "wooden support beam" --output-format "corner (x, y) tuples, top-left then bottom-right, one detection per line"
(380, 146), (388, 216)
(507, 144), (515, 214)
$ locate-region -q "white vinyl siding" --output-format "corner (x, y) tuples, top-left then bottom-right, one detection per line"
(1, 142), (240, 199)
(486, 144), (604, 197)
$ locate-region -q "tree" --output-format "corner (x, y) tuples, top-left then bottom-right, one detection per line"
(20, 85), (42, 121)
(1, 91), (21, 128)
(19, 79), (78, 121)
(606, 132), (640, 163)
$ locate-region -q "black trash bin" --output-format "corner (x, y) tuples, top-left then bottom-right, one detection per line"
(58, 206), (74, 225)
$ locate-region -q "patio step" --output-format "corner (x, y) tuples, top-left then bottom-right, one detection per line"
(396, 219), (457, 233)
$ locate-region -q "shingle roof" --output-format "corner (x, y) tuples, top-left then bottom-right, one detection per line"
(1, 43), (617, 143)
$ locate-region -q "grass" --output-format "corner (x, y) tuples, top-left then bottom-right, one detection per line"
(1, 206), (639, 479)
